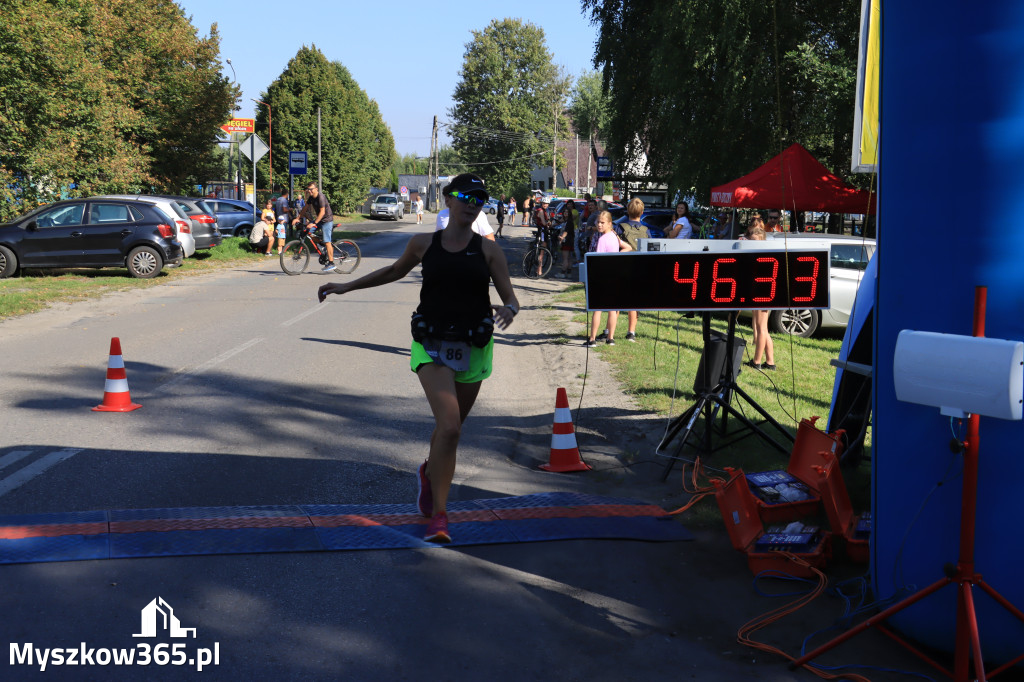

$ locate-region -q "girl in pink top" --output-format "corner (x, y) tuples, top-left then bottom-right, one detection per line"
(584, 211), (631, 347)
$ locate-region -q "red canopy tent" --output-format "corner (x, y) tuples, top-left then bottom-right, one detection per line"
(709, 143), (876, 214)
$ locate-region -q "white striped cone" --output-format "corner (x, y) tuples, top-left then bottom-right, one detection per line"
(540, 387), (590, 472)
(93, 337), (142, 412)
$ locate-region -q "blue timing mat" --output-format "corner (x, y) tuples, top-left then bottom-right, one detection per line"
(0, 492), (693, 565)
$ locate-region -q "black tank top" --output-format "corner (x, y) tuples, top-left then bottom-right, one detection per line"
(417, 231), (491, 327)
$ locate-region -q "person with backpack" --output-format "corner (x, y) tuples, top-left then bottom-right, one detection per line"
(615, 197), (650, 341)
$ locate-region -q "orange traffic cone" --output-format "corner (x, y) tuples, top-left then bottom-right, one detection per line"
(540, 387), (591, 472)
(93, 337), (141, 412)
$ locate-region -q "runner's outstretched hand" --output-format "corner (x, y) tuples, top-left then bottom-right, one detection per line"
(318, 282), (350, 302)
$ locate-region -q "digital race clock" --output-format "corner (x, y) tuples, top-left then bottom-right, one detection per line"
(583, 241), (830, 312)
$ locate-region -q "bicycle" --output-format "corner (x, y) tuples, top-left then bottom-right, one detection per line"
(522, 225), (555, 279)
(280, 225), (361, 276)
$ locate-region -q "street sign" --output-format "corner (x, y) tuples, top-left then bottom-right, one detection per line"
(596, 156), (613, 179)
(289, 151), (308, 175)
(400, 185), (408, 195)
(239, 134), (268, 162)
(221, 118), (254, 134)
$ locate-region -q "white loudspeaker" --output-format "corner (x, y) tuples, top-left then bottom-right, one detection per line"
(894, 330), (1024, 420)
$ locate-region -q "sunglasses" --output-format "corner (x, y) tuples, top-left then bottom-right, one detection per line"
(448, 191), (486, 207)
(767, 216), (780, 220)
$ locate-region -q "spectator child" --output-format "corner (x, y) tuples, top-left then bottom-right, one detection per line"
(583, 210), (631, 347)
(275, 215), (288, 254)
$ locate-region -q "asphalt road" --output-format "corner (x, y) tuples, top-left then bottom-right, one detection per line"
(0, 214), (945, 681)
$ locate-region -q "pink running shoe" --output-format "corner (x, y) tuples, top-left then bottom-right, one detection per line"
(424, 512), (450, 543)
(417, 461), (433, 517)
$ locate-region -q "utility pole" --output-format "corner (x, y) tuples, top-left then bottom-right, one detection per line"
(574, 134), (579, 197)
(429, 116), (437, 211)
(551, 102), (557, 192)
(433, 117), (440, 210)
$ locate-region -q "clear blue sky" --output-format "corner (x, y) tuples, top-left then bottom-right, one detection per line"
(176, 1), (601, 158)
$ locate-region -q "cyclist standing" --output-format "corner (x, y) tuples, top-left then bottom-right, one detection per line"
(532, 197), (551, 277)
(293, 183), (336, 272)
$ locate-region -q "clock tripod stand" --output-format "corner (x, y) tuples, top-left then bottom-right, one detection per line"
(657, 311), (795, 480)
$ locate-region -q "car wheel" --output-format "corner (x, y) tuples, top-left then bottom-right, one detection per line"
(0, 245), (18, 278)
(235, 226), (251, 238)
(770, 309), (819, 337)
(127, 246), (163, 279)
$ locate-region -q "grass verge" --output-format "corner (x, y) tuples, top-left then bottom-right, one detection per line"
(0, 232), (374, 320)
(553, 283), (871, 526)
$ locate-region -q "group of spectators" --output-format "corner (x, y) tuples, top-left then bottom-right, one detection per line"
(250, 184), (337, 272)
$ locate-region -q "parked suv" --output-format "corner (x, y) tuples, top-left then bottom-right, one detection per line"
(156, 196), (223, 249)
(205, 198), (256, 238)
(369, 194), (403, 220)
(0, 198), (184, 278)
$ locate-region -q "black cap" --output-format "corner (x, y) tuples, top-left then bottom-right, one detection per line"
(442, 173), (488, 202)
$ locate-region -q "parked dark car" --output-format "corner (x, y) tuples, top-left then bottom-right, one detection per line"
(156, 196), (223, 249)
(613, 208), (677, 238)
(546, 199), (626, 224)
(205, 198), (256, 238)
(0, 198), (184, 279)
(615, 208), (709, 238)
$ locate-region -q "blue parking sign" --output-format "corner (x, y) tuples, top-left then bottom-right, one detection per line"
(289, 151), (308, 175)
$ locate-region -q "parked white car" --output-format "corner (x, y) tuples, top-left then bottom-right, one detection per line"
(760, 233), (876, 337)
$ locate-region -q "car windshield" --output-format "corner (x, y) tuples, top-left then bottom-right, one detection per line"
(375, 196), (396, 204)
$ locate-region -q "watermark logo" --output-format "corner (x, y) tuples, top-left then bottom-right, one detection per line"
(133, 597), (196, 638)
(10, 597), (219, 672)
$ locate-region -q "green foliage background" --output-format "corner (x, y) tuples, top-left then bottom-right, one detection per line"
(447, 18), (571, 200)
(581, 0), (862, 201)
(0, 0), (236, 220)
(257, 46), (396, 212)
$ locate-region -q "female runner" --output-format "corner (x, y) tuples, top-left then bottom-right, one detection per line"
(317, 174), (519, 542)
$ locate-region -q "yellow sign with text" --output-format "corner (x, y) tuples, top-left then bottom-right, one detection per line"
(221, 118), (255, 134)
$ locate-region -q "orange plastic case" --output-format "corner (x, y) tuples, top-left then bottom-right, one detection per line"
(745, 417), (845, 524)
(812, 458), (870, 563)
(714, 467), (832, 578)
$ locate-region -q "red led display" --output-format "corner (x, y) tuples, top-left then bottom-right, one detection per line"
(584, 250), (830, 311)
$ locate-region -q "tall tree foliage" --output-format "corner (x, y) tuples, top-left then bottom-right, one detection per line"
(569, 71), (611, 145)
(581, 0), (862, 202)
(258, 46), (396, 212)
(0, 0), (236, 219)
(448, 19), (571, 197)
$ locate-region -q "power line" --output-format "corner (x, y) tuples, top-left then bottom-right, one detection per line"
(437, 150), (550, 168)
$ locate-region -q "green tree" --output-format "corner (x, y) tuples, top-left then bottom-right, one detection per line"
(0, 0), (236, 220)
(581, 0), (862, 204)
(448, 18), (571, 198)
(392, 152), (429, 176)
(568, 70), (612, 188)
(435, 145), (469, 178)
(258, 46), (396, 212)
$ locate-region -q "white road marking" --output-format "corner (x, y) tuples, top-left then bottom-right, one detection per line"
(162, 338), (265, 389)
(0, 450), (33, 472)
(281, 304), (325, 327)
(0, 448), (82, 498)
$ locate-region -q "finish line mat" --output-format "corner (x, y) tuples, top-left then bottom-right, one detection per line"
(0, 492), (692, 565)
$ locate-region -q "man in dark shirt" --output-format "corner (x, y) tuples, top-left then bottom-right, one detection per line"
(293, 183), (336, 272)
(274, 188), (291, 223)
(532, 198), (552, 276)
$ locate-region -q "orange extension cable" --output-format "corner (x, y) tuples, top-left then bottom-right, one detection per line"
(737, 554), (872, 682)
(665, 456), (723, 515)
